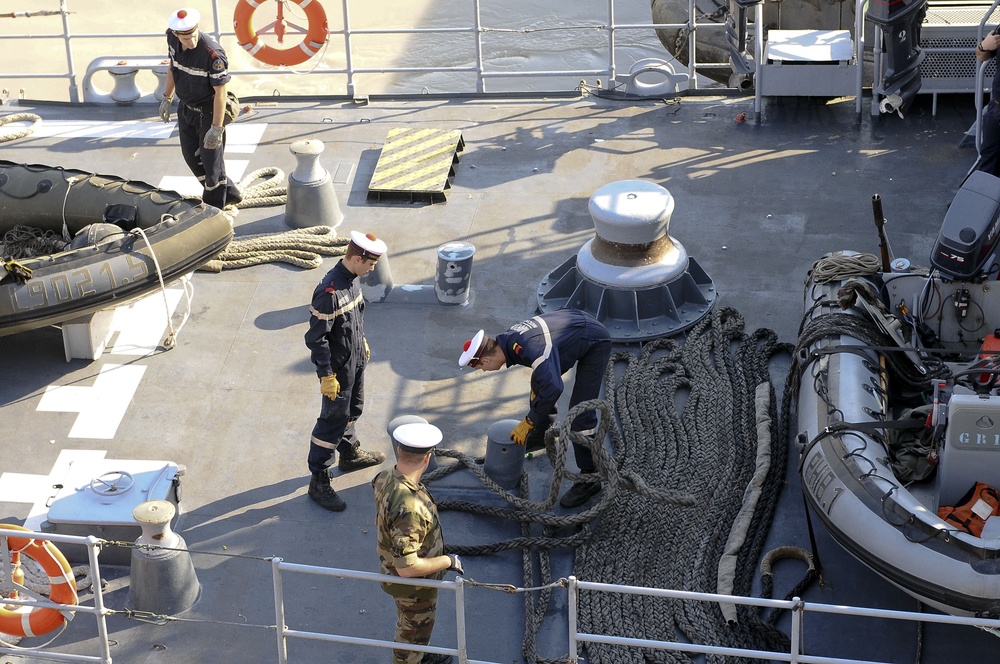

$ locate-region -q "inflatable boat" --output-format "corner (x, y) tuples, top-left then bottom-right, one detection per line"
(794, 171), (1000, 617)
(0, 160), (233, 337)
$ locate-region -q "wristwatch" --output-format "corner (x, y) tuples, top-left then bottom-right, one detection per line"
(978, 44), (985, 53)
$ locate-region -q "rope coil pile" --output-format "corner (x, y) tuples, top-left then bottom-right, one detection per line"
(0, 113), (42, 144)
(1, 225), (69, 259)
(435, 306), (792, 663)
(199, 225), (348, 271)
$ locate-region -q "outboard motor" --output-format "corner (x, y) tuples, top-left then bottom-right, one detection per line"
(867, 0), (927, 118)
(930, 171), (1000, 281)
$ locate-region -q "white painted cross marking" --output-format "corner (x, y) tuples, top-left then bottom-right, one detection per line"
(37, 365), (146, 439)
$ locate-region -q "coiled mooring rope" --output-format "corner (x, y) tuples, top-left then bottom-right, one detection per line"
(232, 167), (288, 209)
(434, 306), (793, 663)
(0, 112), (41, 143)
(199, 226), (348, 271)
(574, 307), (792, 663)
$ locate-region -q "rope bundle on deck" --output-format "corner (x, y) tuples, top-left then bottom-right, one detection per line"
(199, 226), (348, 271)
(435, 306), (791, 663)
(574, 306), (792, 663)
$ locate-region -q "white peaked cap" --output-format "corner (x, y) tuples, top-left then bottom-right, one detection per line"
(393, 422), (443, 450)
(458, 329), (485, 367)
(169, 8), (200, 31)
(349, 230), (387, 259)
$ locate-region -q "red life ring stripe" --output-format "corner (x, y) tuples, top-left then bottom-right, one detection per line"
(0, 525), (78, 638)
(234, 0), (328, 67)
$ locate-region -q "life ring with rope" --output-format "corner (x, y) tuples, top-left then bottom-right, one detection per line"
(233, 0), (328, 67)
(0, 525), (78, 638)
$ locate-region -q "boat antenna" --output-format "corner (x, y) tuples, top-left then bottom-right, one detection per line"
(871, 194), (892, 272)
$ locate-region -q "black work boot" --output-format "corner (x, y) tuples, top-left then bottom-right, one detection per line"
(559, 475), (602, 508)
(420, 653), (453, 664)
(338, 443), (386, 472)
(308, 472), (346, 512)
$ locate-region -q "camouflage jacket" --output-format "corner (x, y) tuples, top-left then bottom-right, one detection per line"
(373, 467), (445, 598)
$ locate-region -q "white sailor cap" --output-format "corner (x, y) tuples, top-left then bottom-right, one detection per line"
(169, 8), (200, 32)
(348, 231), (387, 261)
(393, 422), (443, 452)
(458, 329), (486, 367)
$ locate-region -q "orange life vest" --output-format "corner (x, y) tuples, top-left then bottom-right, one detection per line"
(938, 482), (1000, 537)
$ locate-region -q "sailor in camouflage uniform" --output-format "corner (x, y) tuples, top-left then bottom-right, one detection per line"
(459, 307), (611, 508)
(374, 422), (464, 664)
(303, 231), (388, 511)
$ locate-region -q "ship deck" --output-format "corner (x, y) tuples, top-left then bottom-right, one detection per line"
(1, 91), (998, 663)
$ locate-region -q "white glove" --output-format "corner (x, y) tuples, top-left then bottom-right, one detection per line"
(204, 125), (224, 150)
(159, 97), (172, 123)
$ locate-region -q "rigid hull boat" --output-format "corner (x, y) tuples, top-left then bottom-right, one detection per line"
(0, 160), (233, 337)
(795, 171), (1000, 617)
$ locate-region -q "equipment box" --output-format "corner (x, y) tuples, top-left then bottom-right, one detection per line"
(41, 458), (183, 566)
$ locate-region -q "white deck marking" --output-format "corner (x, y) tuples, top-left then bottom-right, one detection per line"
(0, 450), (107, 531)
(109, 285), (184, 356)
(158, 159), (250, 198)
(37, 365), (146, 439)
(30, 119), (266, 153)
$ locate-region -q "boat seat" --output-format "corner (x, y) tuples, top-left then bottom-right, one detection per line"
(938, 393), (1000, 509)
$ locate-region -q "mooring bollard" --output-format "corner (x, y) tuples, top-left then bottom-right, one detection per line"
(483, 419), (525, 489)
(125, 500), (201, 616)
(284, 139), (344, 230)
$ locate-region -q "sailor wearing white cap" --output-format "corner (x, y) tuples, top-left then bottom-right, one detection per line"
(304, 231), (389, 512)
(373, 422), (463, 664)
(459, 308), (612, 508)
(161, 7), (243, 210)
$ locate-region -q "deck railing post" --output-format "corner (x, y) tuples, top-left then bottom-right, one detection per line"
(790, 596), (804, 664)
(568, 576), (579, 662)
(85, 536), (113, 664)
(343, 0), (356, 97)
(272, 557), (288, 664)
(455, 576), (469, 663)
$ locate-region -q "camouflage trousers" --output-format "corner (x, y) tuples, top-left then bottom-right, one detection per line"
(392, 592), (439, 664)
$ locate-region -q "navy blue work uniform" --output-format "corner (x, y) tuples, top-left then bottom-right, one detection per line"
(304, 260), (368, 473)
(980, 42), (1000, 177)
(166, 30), (240, 209)
(496, 308), (611, 472)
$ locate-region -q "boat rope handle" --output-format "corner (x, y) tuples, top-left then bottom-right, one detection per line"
(129, 224), (193, 349)
(59, 176), (81, 241)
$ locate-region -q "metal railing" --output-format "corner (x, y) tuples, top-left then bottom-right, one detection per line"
(0, 527), (112, 664)
(7, 526), (1000, 663)
(0, 0), (729, 103)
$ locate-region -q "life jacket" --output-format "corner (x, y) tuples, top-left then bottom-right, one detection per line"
(937, 482), (1000, 537)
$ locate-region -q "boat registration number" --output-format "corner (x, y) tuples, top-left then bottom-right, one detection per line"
(13, 254), (150, 312)
(803, 453), (840, 513)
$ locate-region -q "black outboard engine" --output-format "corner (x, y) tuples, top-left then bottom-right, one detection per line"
(931, 171), (1000, 280)
(867, 0), (927, 117)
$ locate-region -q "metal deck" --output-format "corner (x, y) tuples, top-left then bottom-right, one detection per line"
(1, 91), (998, 663)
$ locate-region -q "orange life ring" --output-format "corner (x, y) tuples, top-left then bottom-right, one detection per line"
(234, 0), (328, 67)
(0, 525), (77, 638)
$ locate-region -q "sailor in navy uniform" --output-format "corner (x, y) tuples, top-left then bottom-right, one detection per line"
(160, 8), (241, 210)
(303, 231), (388, 511)
(459, 308), (612, 508)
